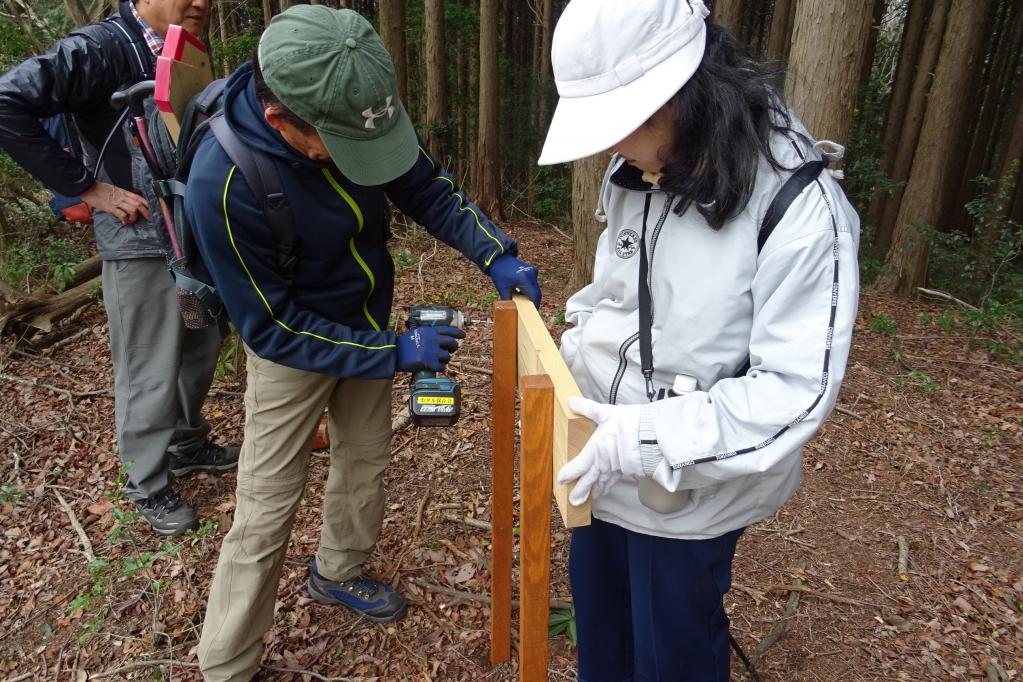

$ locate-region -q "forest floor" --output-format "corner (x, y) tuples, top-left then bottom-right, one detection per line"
(0, 218), (1020, 681)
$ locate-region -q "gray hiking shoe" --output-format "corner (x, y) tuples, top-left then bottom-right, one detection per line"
(133, 488), (199, 536)
(169, 441), (240, 477)
(307, 561), (407, 623)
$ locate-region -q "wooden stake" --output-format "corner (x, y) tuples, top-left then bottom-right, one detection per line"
(519, 374), (554, 682)
(489, 300), (516, 665)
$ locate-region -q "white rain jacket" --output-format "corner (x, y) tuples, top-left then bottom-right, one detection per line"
(560, 129), (860, 539)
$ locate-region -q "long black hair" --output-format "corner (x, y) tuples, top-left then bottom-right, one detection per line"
(251, 47), (315, 134)
(658, 23), (794, 229)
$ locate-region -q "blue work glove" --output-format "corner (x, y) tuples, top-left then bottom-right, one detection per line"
(489, 254), (542, 307)
(396, 326), (466, 373)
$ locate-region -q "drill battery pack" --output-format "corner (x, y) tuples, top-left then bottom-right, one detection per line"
(410, 375), (462, 427)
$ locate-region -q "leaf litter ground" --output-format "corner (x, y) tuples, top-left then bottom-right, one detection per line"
(0, 219), (1020, 681)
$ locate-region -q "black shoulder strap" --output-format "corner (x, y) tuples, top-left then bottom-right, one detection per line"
(734, 158), (829, 378)
(756, 159), (827, 254)
(209, 115), (299, 282)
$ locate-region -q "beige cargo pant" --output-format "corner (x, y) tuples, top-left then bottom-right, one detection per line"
(198, 345), (393, 681)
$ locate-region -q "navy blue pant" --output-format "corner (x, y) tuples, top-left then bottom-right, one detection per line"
(569, 518), (744, 682)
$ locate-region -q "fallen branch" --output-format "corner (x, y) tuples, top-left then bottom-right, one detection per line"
(443, 512), (493, 532)
(0, 373), (110, 399)
(414, 490), (430, 538)
(2, 673), (34, 682)
(751, 560), (804, 666)
(260, 665), (355, 681)
(88, 659), (199, 679)
(896, 535), (909, 582)
(901, 353), (1022, 375)
(40, 326), (91, 355)
(834, 405), (865, 420)
(408, 577), (571, 611)
(765, 584), (874, 607)
(731, 582), (767, 605)
(916, 287), (979, 311)
(441, 512), (520, 536)
(51, 487), (95, 565)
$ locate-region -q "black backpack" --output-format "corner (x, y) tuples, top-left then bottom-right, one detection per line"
(146, 79), (298, 330)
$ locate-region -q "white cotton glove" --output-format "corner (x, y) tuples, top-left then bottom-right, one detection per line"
(557, 397), (644, 506)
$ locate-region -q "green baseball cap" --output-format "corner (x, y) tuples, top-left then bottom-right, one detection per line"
(258, 5), (418, 186)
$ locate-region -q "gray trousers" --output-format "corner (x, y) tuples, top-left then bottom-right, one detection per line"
(102, 258), (223, 500)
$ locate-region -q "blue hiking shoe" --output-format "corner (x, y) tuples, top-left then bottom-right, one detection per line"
(307, 561), (407, 623)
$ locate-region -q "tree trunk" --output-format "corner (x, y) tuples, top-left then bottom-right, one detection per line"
(378, 0), (408, 102)
(476, 0), (502, 218)
(713, 0), (744, 37)
(765, 0), (796, 65)
(951, 2), (1021, 232)
(784, 0), (875, 143)
(874, 0), (951, 256)
(215, 0), (230, 76)
(867, 0), (929, 234)
(568, 154), (609, 292)
(262, 0), (273, 26)
(64, 0), (90, 27)
(0, 276), (100, 335)
(87, 0), (117, 21)
(424, 0), (447, 156)
(877, 0), (992, 296)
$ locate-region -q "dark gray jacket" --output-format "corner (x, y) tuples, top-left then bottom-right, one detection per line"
(0, 1), (169, 260)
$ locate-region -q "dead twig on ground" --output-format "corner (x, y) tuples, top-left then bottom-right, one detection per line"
(766, 584), (875, 608)
(88, 659), (199, 679)
(51, 486), (95, 565)
(408, 577), (572, 611)
(0, 372), (110, 399)
(916, 287), (979, 311)
(751, 560), (804, 666)
(414, 489), (430, 538)
(897, 535), (910, 582)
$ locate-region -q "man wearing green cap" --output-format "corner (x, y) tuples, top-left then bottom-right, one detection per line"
(186, 5), (541, 679)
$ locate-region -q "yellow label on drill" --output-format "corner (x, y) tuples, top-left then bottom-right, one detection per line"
(417, 396), (455, 405)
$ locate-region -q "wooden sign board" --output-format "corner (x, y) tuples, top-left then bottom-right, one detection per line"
(154, 26), (213, 144)
(513, 296), (592, 528)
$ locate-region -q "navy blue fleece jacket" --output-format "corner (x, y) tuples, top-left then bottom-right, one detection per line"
(185, 63), (516, 379)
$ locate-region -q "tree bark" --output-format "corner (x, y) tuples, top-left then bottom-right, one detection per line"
(712, 0), (744, 37)
(784, 0), (875, 143)
(476, 0), (502, 218)
(63, 0), (90, 27)
(874, 0), (951, 256)
(0, 276), (99, 335)
(765, 0), (796, 65)
(877, 0), (992, 296)
(262, 0), (273, 26)
(568, 154), (608, 292)
(378, 0), (408, 102)
(951, 2), (1021, 232)
(424, 0), (447, 156)
(87, 0), (117, 22)
(867, 0), (928, 234)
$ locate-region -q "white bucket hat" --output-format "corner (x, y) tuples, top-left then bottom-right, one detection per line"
(538, 0), (710, 166)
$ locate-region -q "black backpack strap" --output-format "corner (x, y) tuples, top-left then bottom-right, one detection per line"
(209, 115), (299, 284)
(756, 159), (827, 254)
(735, 158), (829, 379)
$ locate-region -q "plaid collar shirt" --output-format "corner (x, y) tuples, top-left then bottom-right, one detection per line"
(129, 1), (165, 56)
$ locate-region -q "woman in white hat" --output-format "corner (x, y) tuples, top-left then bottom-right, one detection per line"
(541, 0), (860, 679)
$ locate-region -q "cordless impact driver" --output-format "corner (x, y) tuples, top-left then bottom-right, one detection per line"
(407, 305), (472, 427)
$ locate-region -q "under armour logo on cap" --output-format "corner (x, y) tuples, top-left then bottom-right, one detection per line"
(363, 97), (396, 129)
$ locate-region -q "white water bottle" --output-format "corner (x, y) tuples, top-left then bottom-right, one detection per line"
(638, 374), (697, 514)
